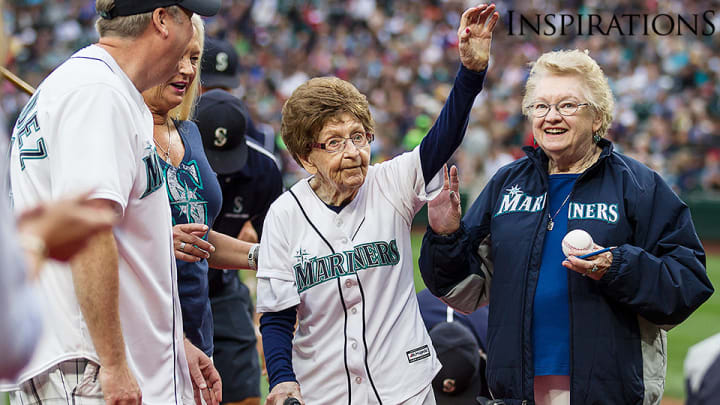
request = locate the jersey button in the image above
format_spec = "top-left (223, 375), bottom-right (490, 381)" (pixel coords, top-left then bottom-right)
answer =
top-left (341, 237), bottom-right (348, 244)
top-left (345, 280), bottom-right (353, 288)
top-left (355, 377), bottom-right (362, 384)
top-left (336, 218), bottom-right (343, 226)
top-left (351, 341), bottom-right (358, 350)
top-left (351, 307), bottom-right (358, 314)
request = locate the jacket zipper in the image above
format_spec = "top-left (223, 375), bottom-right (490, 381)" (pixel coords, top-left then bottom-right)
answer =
top-left (563, 166), bottom-right (596, 403)
top-left (521, 167), bottom-right (550, 401)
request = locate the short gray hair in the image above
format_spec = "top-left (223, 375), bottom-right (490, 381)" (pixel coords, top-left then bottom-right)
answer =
top-left (95, 0), bottom-right (184, 39)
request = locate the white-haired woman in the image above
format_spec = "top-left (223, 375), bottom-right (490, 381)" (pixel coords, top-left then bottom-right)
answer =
top-left (420, 49), bottom-right (713, 405)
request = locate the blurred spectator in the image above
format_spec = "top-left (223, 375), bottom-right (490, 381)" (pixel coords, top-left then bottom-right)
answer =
top-left (418, 288), bottom-right (491, 400)
top-left (3, 0), bottom-right (720, 196)
top-left (428, 321), bottom-right (487, 404)
top-left (685, 333), bottom-right (720, 405)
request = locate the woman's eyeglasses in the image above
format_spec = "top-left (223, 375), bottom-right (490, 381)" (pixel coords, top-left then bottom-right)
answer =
top-left (527, 100), bottom-right (590, 118)
top-left (311, 132), bottom-right (374, 153)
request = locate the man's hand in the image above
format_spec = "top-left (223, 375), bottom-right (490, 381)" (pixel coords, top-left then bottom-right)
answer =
top-left (458, 4), bottom-right (500, 72)
top-left (428, 165), bottom-right (462, 236)
top-left (184, 338), bottom-right (222, 405)
top-left (98, 363), bottom-right (142, 405)
top-left (265, 381), bottom-right (304, 405)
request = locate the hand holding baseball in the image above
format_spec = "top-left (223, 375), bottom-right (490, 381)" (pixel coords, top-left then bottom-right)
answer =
top-left (561, 230), bottom-right (612, 280)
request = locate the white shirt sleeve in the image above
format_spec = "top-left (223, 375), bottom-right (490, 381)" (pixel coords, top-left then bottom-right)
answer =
top-left (256, 201), bottom-right (301, 313)
top-left (48, 85), bottom-right (139, 212)
top-left (371, 146), bottom-right (443, 225)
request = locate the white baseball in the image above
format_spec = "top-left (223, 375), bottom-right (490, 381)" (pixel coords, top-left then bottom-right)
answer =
top-left (562, 229), bottom-right (594, 257)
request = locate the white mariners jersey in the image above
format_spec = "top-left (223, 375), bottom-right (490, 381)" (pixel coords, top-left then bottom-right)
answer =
top-left (2, 45), bottom-right (194, 404)
top-left (257, 147), bottom-right (443, 404)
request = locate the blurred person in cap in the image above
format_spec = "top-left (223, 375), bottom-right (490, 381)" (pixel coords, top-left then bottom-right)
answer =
top-left (418, 287), bottom-right (491, 402)
top-left (430, 322), bottom-right (487, 405)
top-left (201, 37), bottom-right (276, 153)
top-left (196, 89), bottom-right (284, 405)
top-left (417, 288), bottom-right (489, 362)
top-left (1, 0), bottom-right (221, 404)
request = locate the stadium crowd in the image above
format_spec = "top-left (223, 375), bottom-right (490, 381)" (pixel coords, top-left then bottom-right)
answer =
top-left (3, 0), bottom-right (720, 197)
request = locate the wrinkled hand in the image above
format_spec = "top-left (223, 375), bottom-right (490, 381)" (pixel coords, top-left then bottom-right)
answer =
top-left (173, 224), bottom-right (215, 262)
top-left (184, 338), bottom-right (222, 405)
top-left (562, 244), bottom-right (614, 281)
top-left (429, 165), bottom-right (462, 236)
top-left (98, 363), bottom-right (142, 405)
top-left (458, 4), bottom-right (500, 72)
top-left (265, 381), bottom-right (304, 405)
top-left (17, 191), bottom-right (117, 263)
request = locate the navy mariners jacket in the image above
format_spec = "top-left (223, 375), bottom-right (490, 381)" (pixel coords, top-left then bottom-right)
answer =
top-left (419, 139), bottom-right (713, 405)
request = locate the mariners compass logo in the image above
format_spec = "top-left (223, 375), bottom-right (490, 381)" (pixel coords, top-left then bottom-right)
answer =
top-left (495, 184), bottom-right (547, 217)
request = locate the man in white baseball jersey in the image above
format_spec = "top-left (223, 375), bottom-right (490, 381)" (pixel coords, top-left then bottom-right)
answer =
top-left (1, 1), bottom-right (220, 404)
top-left (258, 5), bottom-right (498, 405)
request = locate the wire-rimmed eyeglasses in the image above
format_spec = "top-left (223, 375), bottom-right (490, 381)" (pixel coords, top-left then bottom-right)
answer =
top-left (311, 132), bottom-right (374, 153)
top-left (526, 100), bottom-right (591, 118)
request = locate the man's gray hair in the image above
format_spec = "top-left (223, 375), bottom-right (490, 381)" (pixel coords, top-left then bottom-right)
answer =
top-left (95, 0), bottom-right (185, 39)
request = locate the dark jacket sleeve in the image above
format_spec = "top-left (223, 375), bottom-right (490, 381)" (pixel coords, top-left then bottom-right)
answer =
top-left (598, 171), bottom-right (713, 325)
top-left (419, 176), bottom-right (496, 299)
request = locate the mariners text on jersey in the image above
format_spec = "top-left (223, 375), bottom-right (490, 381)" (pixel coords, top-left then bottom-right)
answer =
top-left (494, 184), bottom-right (619, 224)
top-left (293, 239), bottom-right (400, 292)
top-left (495, 184), bottom-right (546, 216)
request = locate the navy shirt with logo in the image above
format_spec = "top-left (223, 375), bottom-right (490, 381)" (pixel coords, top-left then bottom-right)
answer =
top-left (160, 119), bottom-right (223, 356)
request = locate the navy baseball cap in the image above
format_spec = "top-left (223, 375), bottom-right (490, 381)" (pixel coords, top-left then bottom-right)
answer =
top-left (99, 0), bottom-right (221, 19)
top-left (430, 322), bottom-right (486, 405)
top-left (196, 89), bottom-right (249, 174)
top-left (201, 38), bottom-right (240, 89)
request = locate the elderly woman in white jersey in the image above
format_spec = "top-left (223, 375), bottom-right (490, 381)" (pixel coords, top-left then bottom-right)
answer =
top-left (256, 5), bottom-right (498, 405)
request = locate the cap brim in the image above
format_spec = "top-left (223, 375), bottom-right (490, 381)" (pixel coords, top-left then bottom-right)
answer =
top-left (180, 0), bottom-right (221, 16)
top-left (202, 73), bottom-right (240, 90)
top-left (434, 376), bottom-right (485, 405)
top-left (204, 144), bottom-right (249, 175)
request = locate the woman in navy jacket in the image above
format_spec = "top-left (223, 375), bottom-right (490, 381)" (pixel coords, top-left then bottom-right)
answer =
top-left (419, 49), bottom-right (713, 405)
